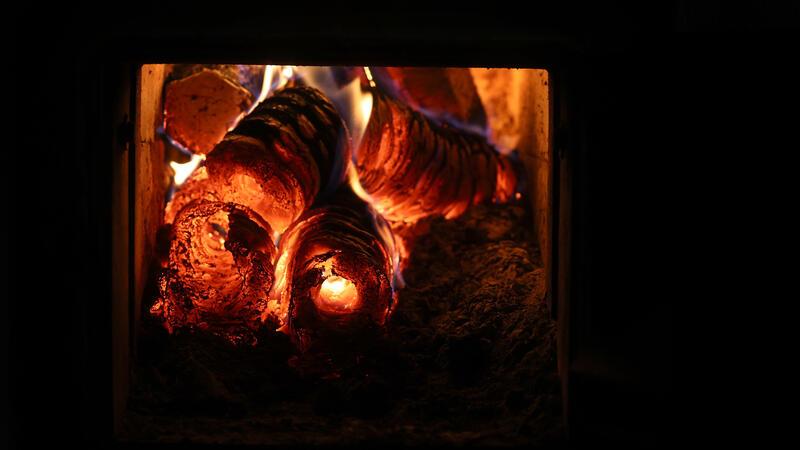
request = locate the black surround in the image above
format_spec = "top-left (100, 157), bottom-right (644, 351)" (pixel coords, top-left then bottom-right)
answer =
top-left (18, 3), bottom-right (779, 447)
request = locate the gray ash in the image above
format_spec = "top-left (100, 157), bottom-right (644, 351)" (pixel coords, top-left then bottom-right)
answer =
top-left (122, 201), bottom-right (563, 446)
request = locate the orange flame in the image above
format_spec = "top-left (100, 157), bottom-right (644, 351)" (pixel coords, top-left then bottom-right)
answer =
top-left (294, 66), bottom-right (373, 152)
top-left (363, 66), bottom-right (377, 88)
top-left (170, 154), bottom-right (205, 187)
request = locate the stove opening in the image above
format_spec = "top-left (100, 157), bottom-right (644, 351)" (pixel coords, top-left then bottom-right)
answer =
top-left (115, 64), bottom-right (556, 446)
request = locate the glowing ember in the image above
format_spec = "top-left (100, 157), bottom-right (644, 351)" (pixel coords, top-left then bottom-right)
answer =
top-left (150, 201), bottom-right (277, 345)
top-left (353, 91), bottom-right (518, 223)
top-left (153, 66), bottom-right (529, 351)
top-left (316, 276), bottom-right (359, 312)
top-left (275, 189), bottom-right (397, 352)
top-left (166, 86), bottom-right (351, 232)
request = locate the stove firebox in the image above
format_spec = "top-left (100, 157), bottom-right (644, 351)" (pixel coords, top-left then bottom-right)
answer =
top-left (111, 64), bottom-right (556, 446)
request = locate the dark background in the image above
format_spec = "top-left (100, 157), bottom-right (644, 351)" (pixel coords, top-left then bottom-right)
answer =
top-left (9, 2), bottom-right (798, 448)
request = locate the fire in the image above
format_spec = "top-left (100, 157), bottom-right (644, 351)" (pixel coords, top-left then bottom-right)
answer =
top-left (363, 66), bottom-right (377, 88)
top-left (354, 67), bottom-right (376, 152)
top-left (262, 66), bottom-right (294, 102)
top-left (347, 166), bottom-right (405, 291)
top-left (351, 80), bottom-right (373, 152)
top-left (347, 165), bottom-right (376, 206)
top-left (369, 206), bottom-right (406, 290)
top-left (170, 154), bottom-right (205, 187)
top-left (316, 276), bottom-right (359, 312)
top-left (267, 247), bottom-right (293, 325)
top-left (230, 65), bottom-right (273, 125)
top-left (229, 65), bottom-right (294, 131)
top-left (267, 217), bottom-right (307, 326)
top-left (157, 65), bottom-right (525, 346)
top-left (167, 65), bottom-right (294, 192)
top-left (294, 66), bottom-right (373, 152)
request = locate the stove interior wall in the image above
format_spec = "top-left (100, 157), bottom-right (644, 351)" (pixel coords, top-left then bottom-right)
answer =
top-left (517, 69), bottom-right (551, 304)
top-left (134, 65), bottom-right (168, 346)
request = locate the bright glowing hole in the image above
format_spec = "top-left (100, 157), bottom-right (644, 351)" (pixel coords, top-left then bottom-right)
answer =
top-left (170, 154), bottom-right (205, 186)
top-left (316, 276), bottom-right (359, 312)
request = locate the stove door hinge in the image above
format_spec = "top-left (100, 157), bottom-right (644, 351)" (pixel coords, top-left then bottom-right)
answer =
top-left (555, 125), bottom-right (569, 161)
top-left (116, 115), bottom-right (134, 151)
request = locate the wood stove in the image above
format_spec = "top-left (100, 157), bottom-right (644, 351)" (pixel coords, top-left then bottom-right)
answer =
top-left (11, 7), bottom-right (674, 449)
top-left (112, 62), bottom-right (557, 445)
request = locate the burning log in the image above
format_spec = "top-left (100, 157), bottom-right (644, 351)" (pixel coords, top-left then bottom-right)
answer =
top-left (271, 190), bottom-right (399, 353)
top-left (150, 201), bottom-right (278, 345)
top-left (353, 91), bottom-right (518, 223)
top-left (163, 65), bottom-right (265, 154)
top-left (166, 86), bottom-right (351, 233)
top-left (371, 67), bottom-right (486, 128)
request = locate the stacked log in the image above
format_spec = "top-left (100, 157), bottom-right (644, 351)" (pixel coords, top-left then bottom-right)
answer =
top-left (150, 201), bottom-right (277, 345)
top-left (153, 70), bottom-right (521, 350)
top-left (272, 190), bottom-right (398, 353)
top-left (163, 65), bottom-right (265, 153)
top-left (166, 86), bottom-right (351, 233)
top-left (354, 91), bottom-right (518, 223)
top-left (371, 67), bottom-right (486, 128)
